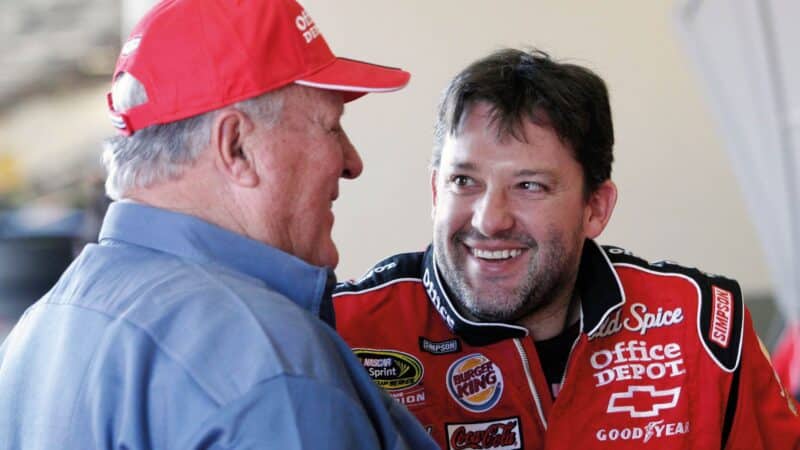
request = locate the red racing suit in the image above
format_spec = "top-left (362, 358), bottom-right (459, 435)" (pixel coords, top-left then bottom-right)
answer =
top-left (333, 241), bottom-right (800, 449)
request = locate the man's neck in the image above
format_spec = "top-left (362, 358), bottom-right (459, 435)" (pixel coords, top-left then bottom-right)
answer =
top-left (123, 165), bottom-right (244, 237)
top-left (517, 290), bottom-right (580, 341)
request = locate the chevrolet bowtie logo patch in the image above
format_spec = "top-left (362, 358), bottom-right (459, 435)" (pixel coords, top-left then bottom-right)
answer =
top-left (607, 385), bottom-right (681, 418)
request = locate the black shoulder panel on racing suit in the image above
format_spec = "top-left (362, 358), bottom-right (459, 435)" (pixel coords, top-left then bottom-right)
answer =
top-left (334, 251), bottom-right (424, 295)
top-left (604, 245), bottom-right (744, 448)
top-left (602, 245), bottom-right (744, 372)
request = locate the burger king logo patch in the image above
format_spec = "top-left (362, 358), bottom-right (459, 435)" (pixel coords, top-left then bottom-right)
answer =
top-left (447, 353), bottom-right (504, 412)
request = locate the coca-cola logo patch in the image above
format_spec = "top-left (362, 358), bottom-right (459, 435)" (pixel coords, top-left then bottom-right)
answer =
top-left (446, 417), bottom-right (522, 450)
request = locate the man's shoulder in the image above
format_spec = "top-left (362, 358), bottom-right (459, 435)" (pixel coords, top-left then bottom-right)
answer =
top-left (334, 250), bottom-right (425, 297)
top-left (600, 243), bottom-right (740, 287)
top-left (600, 243), bottom-right (744, 372)
top-left (70, 245), bottom-right (351, 403)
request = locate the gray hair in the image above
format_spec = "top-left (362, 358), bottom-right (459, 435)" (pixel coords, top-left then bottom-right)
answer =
top-left (102, 73), bottom-right (285, 199)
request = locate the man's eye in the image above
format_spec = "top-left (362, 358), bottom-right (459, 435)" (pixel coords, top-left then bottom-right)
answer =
top-left (450, 175), bottom-right (473, 187)
top-left (519, 181), bottom-right (546, 192)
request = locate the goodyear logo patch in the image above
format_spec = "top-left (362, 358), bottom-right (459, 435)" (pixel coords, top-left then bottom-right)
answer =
top-left (354, 349), bottom-right (424, 391)
top-left (447, 353), bottom-right (504, 412)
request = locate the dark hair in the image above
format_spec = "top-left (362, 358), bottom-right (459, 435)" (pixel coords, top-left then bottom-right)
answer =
top-left (432, 48), bottom-right (614, 194)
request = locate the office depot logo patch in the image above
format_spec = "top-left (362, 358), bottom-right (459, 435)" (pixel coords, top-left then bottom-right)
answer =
top-left (590, 340), bottom-right (686, 387)
top-left (447, 353), bottom-right (504, 412)
top-left (354, 349), bottom-right (424, 391)
top-left (446, 417), bottom-right (522, 450)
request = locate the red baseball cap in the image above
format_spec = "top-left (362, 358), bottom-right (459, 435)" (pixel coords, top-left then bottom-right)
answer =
top-left (108, 0), bottom-right (411, 135)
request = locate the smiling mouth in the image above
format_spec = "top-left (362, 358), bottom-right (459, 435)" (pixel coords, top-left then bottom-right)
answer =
top-left (469, 247), bottom-right (525, 261)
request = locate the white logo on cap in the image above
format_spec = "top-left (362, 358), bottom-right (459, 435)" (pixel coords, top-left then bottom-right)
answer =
top-left (295, 10), bottom-right (321, 43)
top-left (121, 37), bottom-right (142, 56)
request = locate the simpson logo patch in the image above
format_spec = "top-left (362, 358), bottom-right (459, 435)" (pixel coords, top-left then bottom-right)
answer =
top-left (709, 286), bottom-right (733, 348)
top-left (419, 337), bottom-right (461, 355)
top-left (353, 349), bottom-right (424, 391)
top-left (446, 417), bottom-right (522, 450)
top-left (447, 353), bottom-right (504, 412)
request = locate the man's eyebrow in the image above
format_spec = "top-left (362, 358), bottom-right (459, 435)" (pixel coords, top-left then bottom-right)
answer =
top-left (446, 161), bottom-right (477, 171)
top-left (514, 169), bottom-right (553, 177)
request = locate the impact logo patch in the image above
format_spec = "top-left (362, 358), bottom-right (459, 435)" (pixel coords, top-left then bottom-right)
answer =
top-left (353, 348), bottom-right (424, 391)
top-left (447, 353), bottom-right (504, 412)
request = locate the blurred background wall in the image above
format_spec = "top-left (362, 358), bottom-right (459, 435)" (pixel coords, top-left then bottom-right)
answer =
top-left (0, 0), bottom-right (786, 343)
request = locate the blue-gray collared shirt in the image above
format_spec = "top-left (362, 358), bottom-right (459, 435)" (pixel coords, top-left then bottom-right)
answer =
top-left (0, 202), bottom-right (435, 449)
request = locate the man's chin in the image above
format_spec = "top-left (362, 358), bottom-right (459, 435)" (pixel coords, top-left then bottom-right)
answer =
top-left (309, 243), bottom-right (339, 268)
top-left (465, 302), bottom-right (527, 323)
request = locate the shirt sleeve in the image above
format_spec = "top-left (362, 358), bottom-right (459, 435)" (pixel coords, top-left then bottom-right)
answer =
top-left (725, 310), bottom-right (800, 449)
top-left (176, 373), bottom-right (423, 450)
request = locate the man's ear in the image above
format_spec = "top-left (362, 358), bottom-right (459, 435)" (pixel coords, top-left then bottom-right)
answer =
top-left (430, 169), bottom-right (439, 221)
top-left (584, 180), bottom-right (618, 239)
top-left (212, 109), bottom-right (259, 187)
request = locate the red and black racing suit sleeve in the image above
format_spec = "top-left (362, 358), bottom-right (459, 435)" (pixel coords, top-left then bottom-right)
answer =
top-left (723, 311), bottom-right (800, 450)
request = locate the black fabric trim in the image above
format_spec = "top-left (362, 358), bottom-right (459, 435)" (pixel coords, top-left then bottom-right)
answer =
top-left (721, 363), bottom-right (741, 449)
top-left (319, 269), bottom-right (337, 328)
top-left (605, 247), bottom-right (744, 372)
top-left (333, 251), bottom-right (424, 294)
top-left (577, 241), bottom-right (626, 334)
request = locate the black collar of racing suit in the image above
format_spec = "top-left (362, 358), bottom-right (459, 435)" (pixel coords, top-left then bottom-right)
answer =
top-left (422, 239), bottom-right (625, 347)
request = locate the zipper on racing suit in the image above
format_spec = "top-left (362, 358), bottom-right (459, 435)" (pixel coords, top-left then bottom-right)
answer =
top-left (513, 338), bottom-right (548, 430)
top-left (513, 315), bottom-right (584, 434)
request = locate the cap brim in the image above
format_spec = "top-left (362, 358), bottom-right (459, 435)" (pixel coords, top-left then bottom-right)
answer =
top-left (295, 57), bottom-right (410, 102)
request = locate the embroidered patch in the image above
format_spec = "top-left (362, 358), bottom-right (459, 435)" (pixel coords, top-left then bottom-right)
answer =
top-left (447, 353), bottom-right (504, 412)
top-left (353, 348), bottom-right (424, 391)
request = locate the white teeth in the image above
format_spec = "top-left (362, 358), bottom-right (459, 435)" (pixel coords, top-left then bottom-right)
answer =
top-left (471, 248), bottom-right (523, 260)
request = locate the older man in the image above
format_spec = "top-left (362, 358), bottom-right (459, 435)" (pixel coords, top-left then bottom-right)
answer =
top-left (334, 48), bottom-right (800, 449)
top-left (0, 0), bottom-right (436, 449)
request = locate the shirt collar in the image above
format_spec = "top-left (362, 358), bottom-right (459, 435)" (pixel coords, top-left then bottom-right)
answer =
top-left (98, 201), bottom-right (336, 325)
top-left (423, 239), bottom-right (625, 346)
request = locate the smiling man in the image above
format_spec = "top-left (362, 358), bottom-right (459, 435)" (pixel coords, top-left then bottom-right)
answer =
top-left (334, 48), bottom-right (800, 449)
top-left (0, 0), bottom-right (438, 449)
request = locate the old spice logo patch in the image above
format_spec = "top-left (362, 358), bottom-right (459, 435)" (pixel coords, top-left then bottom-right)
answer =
top-left (590, 303), bottom-right (684, 340)
top-left (710, 286), bottom-right (733, 348)
top-left (447, 353), bottom-right (504, 412)
top-left (446, 417), bottom-right (522, 450)
top-left (353, 349), bottom-right (424, 391)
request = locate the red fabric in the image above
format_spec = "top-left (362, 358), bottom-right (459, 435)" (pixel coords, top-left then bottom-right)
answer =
top-left (109, 0), bottom-right (409, 134)
top-left (335, 260), bottom-right (800, 449)
top-left (772, 321), bottom-right (800, 396)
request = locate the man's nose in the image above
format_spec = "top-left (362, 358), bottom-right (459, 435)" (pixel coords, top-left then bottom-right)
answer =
top-left (340, 131), bottom-right (363, 179)
top-left (471, 188), bottom-right (515, 237)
